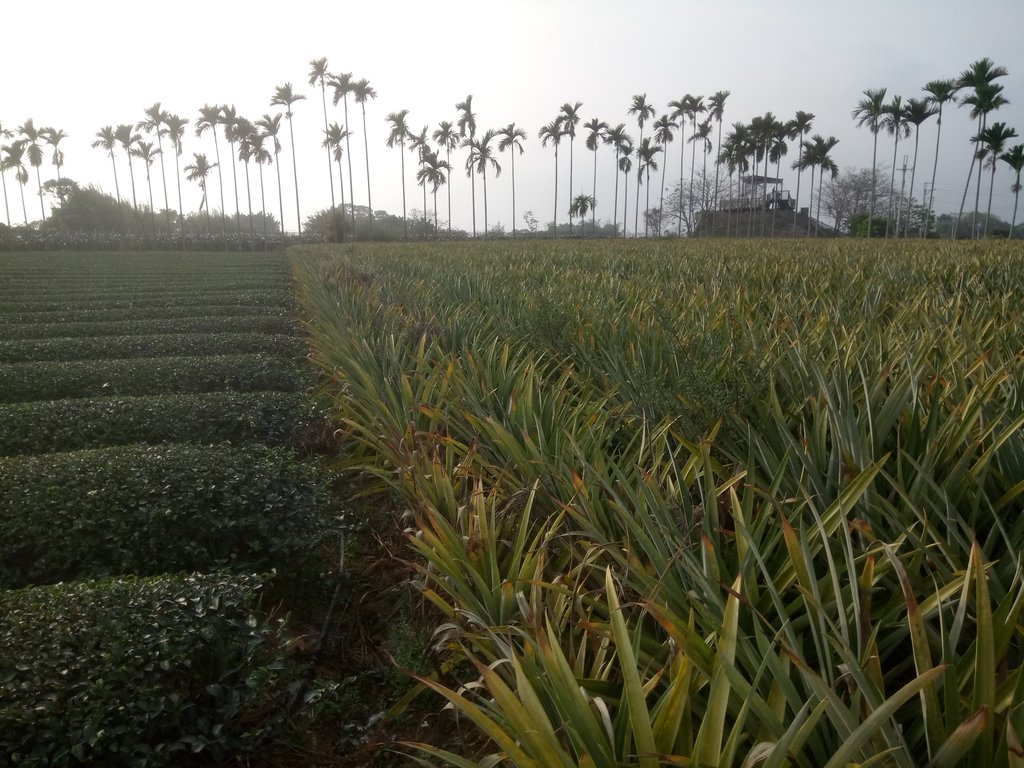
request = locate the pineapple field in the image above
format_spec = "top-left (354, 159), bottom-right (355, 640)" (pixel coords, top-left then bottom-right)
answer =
top-left (293, 238), bottom-right (1024, 767)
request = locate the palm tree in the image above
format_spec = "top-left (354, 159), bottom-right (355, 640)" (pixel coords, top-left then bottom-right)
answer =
top-left (684, 96), bottom-right (707, 229)
top-left (42, 128), bottom-right (68, 182)
top-left (560, 101), bottom-right (583, 236)
top-left (899, 98), bottom-right (937, 236)
top-left (249, 130), bottom-right (272, 238)
top-left (628, 94), bottom-right (657, 238)
top-left (921, 79), bottom-right (957, 237)
top-left (767, 119), bottom-right (790, 235)
top-left (603, 124), bottom-right (629, 236)
top-left (433, 121), bottom-right (459, 237)
top-left (137, 104), bottom-right (171, 229)
top-left (569, 193), bottom-right (596, 231)
top-left (1000, 144), bottom-right (1024, 238)
top-left (692, 118), bottom-right (714, 214)
top-left (219, 105), bottom-right (243, 232)
top-left (408, 125), bottom-right (430, 236)
top-left (131, 139), bottom-right (160, 232)
top-left (455, 95), bottom-right (478, 236)
top-left (416, 149), bottom-right (451, 237)
top-left (164, 114), bottom-right (188, 234)
top-left (18, 119), bottom-right (47, 221)
top-left (813, 136), bottom-right (840, 235)
top-left (1, 140), bottom-right (29, 225)
top-left (271, 83), bottom-right (306, 233)
top-left (747, 112), bottom-right (776, 234)
top-left (323, 122), bottom-right (351, 237)
top-left (256, 114), bottom-right (285, 238)
top-left (195, 105), bottom-right (225, 229)
top-left (652, 115), bottom-right (675, 235)
top-left (465, 129), bottom-right (501, 235)
top-left (184, 153), bottom-right (217, 233)
top-left (668, 96), bottom-right (696, 235)
top-left (353, 79), bottom-right (377, 231)
top-left (0, 122), bottom-right (12, 226)
top-left (707, 90), bottom-right (730, 210)
top-left (852, 87), bottom-right (888, 237)
top-left (975, 122), bottom-right (1018, 236)
top-left (794, 138), bottom-right (819, 238)
top-left (583, 118), bottom-right (607, 234)
top-left (497, 123), bottom-right (527, 237)
top-left (236, 116), bottom-right (257, 234)
top-left (619, 143), bottom-right (634, 236)
top-left (115, 123), bottom-right (141, 217)
top-left (329, 72), bottom-right (357, 234)
top-left (538, 117), bottom-right (564, 237)
top-left (91, 126), bottom-right (123, 227)
top-left (636, 137), bottom-right (660, 237)
top-left (956, 58), bottom-right (1009, 238)
top-left (881, 95), bottom-right (910, 236)
top-left (385, 109), bottom-right (412, 239)
top-left (788, 111), bottom-right (814, 235)
top-left (720, 124), bottom-right (750, 237)
top-left (308, 57), bottom-right (335, 210)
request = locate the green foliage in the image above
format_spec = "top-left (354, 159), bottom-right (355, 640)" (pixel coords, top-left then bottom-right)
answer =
top-left (0, 353), bottom-right (307, 402)
top-left (0, 391), bottom-right (325, 456)
top-left (0, 443), bottom-right (328, 587)
top-left (0, 332), bottom-right (304, 363)
top-left (0, 573), bottom-right (301, 767)
top-left (0, 314), bottom-right (298, 340)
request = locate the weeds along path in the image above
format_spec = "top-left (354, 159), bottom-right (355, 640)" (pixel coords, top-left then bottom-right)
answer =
top-left (0, 251), bottom-right (337, 765)
top-left (292, 239), bottom-right (1024, 768)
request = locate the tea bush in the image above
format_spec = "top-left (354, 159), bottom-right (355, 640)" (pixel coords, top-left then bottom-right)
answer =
top-left (0, 443), bottom-right (328, 587)
top-left (0, 315), bottom-right (299, 340)
top-left (0, 332), bottom-right (306, 363)
top-left (0, 573), bottom-right (300, 767)
top-left (0, 391), bottom-right (324, 455)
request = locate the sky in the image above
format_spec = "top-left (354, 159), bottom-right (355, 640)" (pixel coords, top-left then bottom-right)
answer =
top-left (3, 0), bottom-right (1023, 233)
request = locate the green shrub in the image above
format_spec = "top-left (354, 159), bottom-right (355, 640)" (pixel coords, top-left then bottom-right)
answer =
top-left (0, 289), bottom-right (294, 313)
top-left (0, 353), bottom-right (307, 403)
top-left (0, 391), bottom-right (325, 455)
top-left (0, 443), bottom-right (328, 587)
top-left (0, 315), bottom-right (298, 340)
top-left (0, 573), bottom-right (300, 767)
top-left (0, 332), bottom-right (306, 363)
top-left (0, 304), bottom-right (292, 326)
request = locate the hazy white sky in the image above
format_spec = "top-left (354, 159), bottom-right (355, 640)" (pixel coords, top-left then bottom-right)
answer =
top-left (3, 0), bottom-right (1022, 232)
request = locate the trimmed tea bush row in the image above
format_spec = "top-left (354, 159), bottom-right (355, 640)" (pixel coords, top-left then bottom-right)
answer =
top-left (0, 304), bottom-right (293, 326)
top-left (0, 573), bottom-right (299, 767)
top-left (0, 314), bottom-right (300, 340)
top-left (0, 352), bottom-right (307, 402)
top-left (0, 292), bottom-right (294, 314)
top-left (0, 443), bottom-right (327, 588)
top-left (0, 390), bottom-right (324, 455)
top-left (0, 332), bottom-right (306, 363)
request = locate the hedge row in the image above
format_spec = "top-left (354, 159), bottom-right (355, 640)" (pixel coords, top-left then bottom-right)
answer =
top-left (0, 443), bottom-right (328, 588)
top-left (0, 390), bottom-right (325, 455)
top-left (0, 573), bottom-right (300, 767)
top-left (0, 352), bottom-right (307, 402)
top-left (0, 332), bottom-right (307, 364)
top-left (0, 304), bottom-right (293, 326)
top-left (0, 314), bottom-right (299, 340)
top-left (0, 289), bottom-right (294, 313)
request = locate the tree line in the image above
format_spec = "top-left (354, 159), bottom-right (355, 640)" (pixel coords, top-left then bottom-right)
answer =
top-left (1, 56), bottom-right (1020, 239)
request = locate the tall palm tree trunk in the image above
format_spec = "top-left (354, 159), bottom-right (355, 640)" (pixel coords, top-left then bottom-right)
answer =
top-left (592, 148), bottom-right (599, 235)
top-left (612, 149), bottom-right (620, 237)
top-left (1009, 176), bottom-right (1020, 238)
top-left (203, 181), bottom-right (212, 234)
top-left (634, 129), bottom-right (644, 238)
top-left (259, 164), bottom-right (268, 239)
top-left (511, 151), bottom-right (518, 237)
top-left (174, 151), bottom-right (184, 236)
top-left (108, 152), bottom-right (124, 230)
top-left (885, 131), bottom-right (901, 237)
top-left (954, 151), bottom-right (976, 240)
top-left (399, 141), bottom-right (407, 239)
top-left (243, 161), bottom-right (254, 235)
top-left (433, 187), bottom-right (439, 237)
top-left (816, 169), bottom-right (825, 237)
top-left (286, 118), bottom-right (301, 233)
top-left (972, 117), bottom-right (987, 238)
top-left (644, 169), bottom-right (652, 237)
top-left (551, 145), bottom-right (558, 237)
top-left (984, 163), bottom-right (997, 237)
top-left (34, 166), bottom-right (45, 221)
top-left (361, 104), bottom-right (373, 232)
top-left (807, 166), bottom-right (816, 238)
top-left (793, 146), bottom-right (804, 236)
top-left (905, 129), bottom-right (921, 237)
top-left (676, 122), bottom-right (686, 236)
top-left (211, 135), bottom-right (226, 233)
top-left (567, 136), bottom-right (574, 236)
top-left (445, 147), bottom-right (452, 237)
top-left (335, 155), bottom-right (345, 240)
top-left (482, 167), bottom-right (489, 234)
top-left (622, 168), bottom-right (629, 238)
top-left (867, 134), bottom-right (878, 237)
top-left (156, 135), bottom-right (170, 230)
top-left (274, 148), bottom-right (284, 235)
top-left (470, 172), bottom-right (477, 237)
top-left (319, 82), bottom-right (336, 210)
top-left (1, 171), bottom-right (10, 227)
top-left (145, 167), bottom-right (156, 234)
top-left (658, 148), bottom-right (668, 236)
top-left (18, 177), bottom-right (28, 225)
top-left (228, 140), bottom-right (241, 233)
top-left (343, 97), bottom-right (355, 237)
top-left (713, 119), bottom-right (723, 209)
top-left (924, 105), bottom-right (944, 237)
top-left (126, 155), bottom-right (139, 217)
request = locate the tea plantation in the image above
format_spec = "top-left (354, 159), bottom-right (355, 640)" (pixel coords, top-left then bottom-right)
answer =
top-left (0, 252), bottom-right (329, 766)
